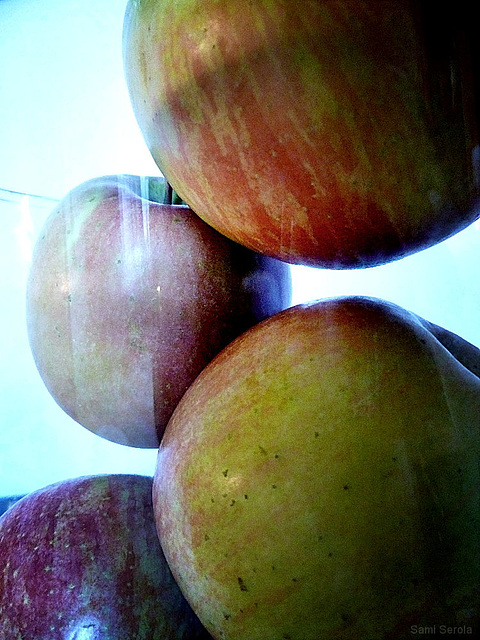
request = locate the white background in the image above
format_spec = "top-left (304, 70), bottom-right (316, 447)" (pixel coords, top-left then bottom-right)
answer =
top-left (1, 0), bottom-right (479, 496)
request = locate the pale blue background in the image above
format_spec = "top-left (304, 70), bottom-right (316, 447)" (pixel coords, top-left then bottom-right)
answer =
top-left (1, 0), bottom-right (479, 496)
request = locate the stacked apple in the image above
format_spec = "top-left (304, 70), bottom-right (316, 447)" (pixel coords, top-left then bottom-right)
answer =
top-left (1, 1), bottom-right (480, 639)
top-left (153, 296), bottom-right (480, 639)
top-left (0, 475), bottom-right (212, 639)
top-left (123, 0), bottom-right (480, 268)
top-left (25, 174), bottom-right (291, 448)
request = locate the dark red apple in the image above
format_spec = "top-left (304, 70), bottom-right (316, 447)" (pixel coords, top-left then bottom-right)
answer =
top-left (123, 0), bottom-right (480, 267)
top-left (0, 474), bottom-right (211, 639)
top-left (26, 174), bottom-right (291, 448)
top-left (153, 296), bottom-right (480, 639)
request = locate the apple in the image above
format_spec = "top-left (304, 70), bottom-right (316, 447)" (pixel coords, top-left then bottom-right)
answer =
top-left (0, 474), bottom-right (212, 639)
top-left (123, 0), bottom-right (480, 268)
top-left (153, 296), bottom-right (480, 640)
top-left (26, 174), bottom-right (291, 448)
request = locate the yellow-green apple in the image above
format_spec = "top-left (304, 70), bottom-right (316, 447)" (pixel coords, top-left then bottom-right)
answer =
top-left (123, 0), bottom-right (480, 268)
top-left (153, 296), bottom-right (480, 640)
top-left (0, 474), bottom-right (212, 639)
top-left (26, 175), bottom-right (291, 448)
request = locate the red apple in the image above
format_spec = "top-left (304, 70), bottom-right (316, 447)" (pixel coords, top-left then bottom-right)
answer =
top-left (153, 296), bottom-right (480, 640)
top-left (123, 0), bottom-right (480, 268)
top-left (0, 474), bottom-right (211, 639)
top-left (26, 174), bottom-right (291, 448)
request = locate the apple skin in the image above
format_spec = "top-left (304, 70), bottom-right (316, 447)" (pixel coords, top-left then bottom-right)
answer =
top-left (0, 474), bottom-right (212, 640)
top-left (123, 0), bottom-right (480, 268)
top-left (26, 174), bottom-right (291, 448)
top-left (153, 296), bottom-right (480, 640)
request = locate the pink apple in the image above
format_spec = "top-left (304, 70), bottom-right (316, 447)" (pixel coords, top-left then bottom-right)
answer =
top-left (0, 474), bottom-right (212, 639)
top-left (26, 174), bottom-right (291, 448)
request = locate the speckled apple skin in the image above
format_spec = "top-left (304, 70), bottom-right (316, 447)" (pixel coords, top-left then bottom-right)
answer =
top-left (0, 474), bottom-right (212, 640)
top-left (154, 296), bottom-right (480, 640)
top-left (26, 175), bottom-right (291, 448)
